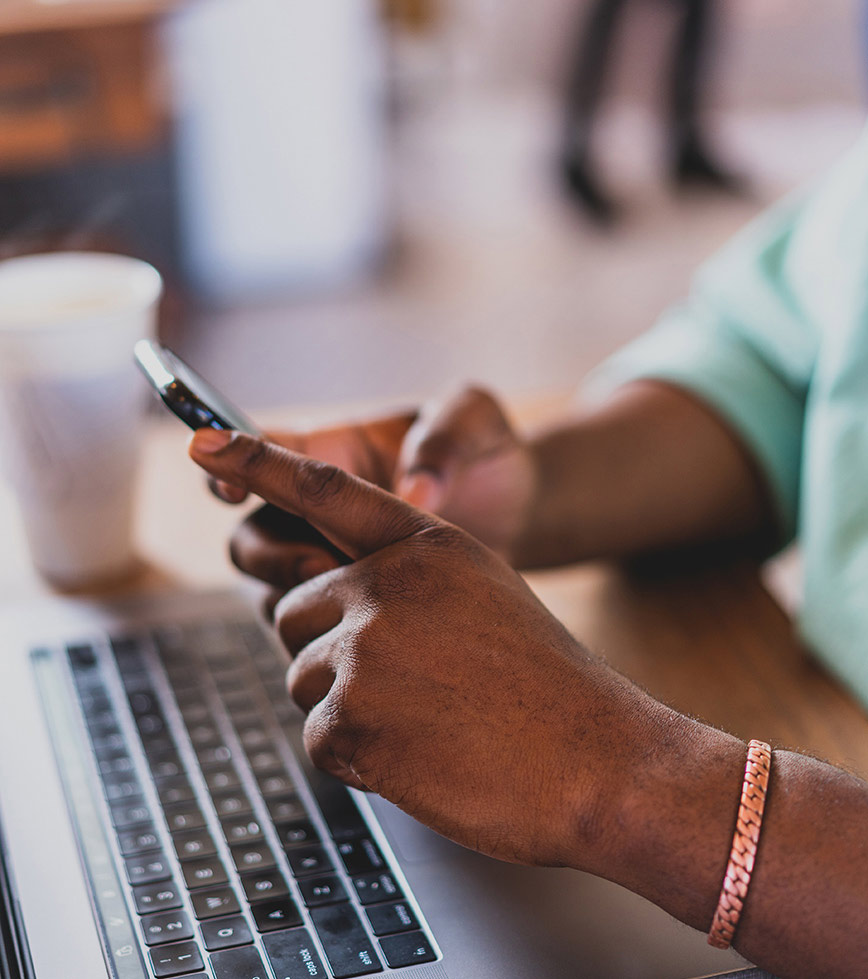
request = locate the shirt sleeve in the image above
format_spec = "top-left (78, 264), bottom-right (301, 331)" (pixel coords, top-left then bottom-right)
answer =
top-left (587, 191), bottom-right (819, 546)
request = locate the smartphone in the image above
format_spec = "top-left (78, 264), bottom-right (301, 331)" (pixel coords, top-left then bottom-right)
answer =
top-left (134, 340), bottom-right (261, 436)
top-left (135, 339), bottom-right (348, 564)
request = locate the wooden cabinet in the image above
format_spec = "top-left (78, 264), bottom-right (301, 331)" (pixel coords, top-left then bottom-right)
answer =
top-left (0, 3), bottom-right (175, 174)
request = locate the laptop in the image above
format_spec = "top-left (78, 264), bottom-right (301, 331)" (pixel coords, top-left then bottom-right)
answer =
top-left (0, 588), bottom-right (773, 979)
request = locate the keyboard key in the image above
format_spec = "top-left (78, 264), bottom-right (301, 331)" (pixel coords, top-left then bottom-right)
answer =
top-left (309, 905), bottom-right (382, 978)
top-left (150, 757), bottom-right (184, 780)
top-left (190, 886), bottom-right (241, 921)
top-left (133, 881), bottom-right (183, 914)
top-left (103, 776), bottom-right (143, 803)
top-left (220, 815), bottom-right (263, 845)
top-left (200, 915), bottom-right (253, 951)
top-left (117, 825), bottom-right (161, 856)
top-left (230, 842), bottom-right (276, 873)
top-left (87, 712), bottom-right (121, 739)
top-left (141, 736), bottom-right (179, 763)
top-left (274, 820), bottom-right (318, 849)
top-left (182, 856), bottom-right (229, 890)
top-left (110, 635), bottom-right (145, 666)
top-left (213, 669), bottom-right (251, 694)
top-left (365, 901), bottom-right (419, 936)
top-left (172, 828), bottom-right (217, 861)
top-left (109, 799), bottom-right (151, 831)
top-left (225, 708), bottom-right (261, 731)
top-left (135, 712), bottom-right (167, 737)
top-left (286, 846), bottom-right (333, 878)
top-left (119, 671), bottom-right (153, 694)
top-left (197, 745), bottom-right (233, 769)
top-left (298, 875), bottom-right (348, 908)
top-left (213, 790), bottom-right (253, 818)
top-left (204, 765), bottom-right (241, 792)
top-left (128, 690), bottom-right (160, 716)
top-left (351, 872), bottom-right (403, 906)
top-left (149, 940), bottom-right (205, 977)
top-left (265, 795), bottom-right (306, 824)
top-left (209, 946), bottom-right (267, 979)
top-left (336, 839), bottom-right (384, 876)
top-left (68, 643), bottom-right (98, 669)
top-left (165, 802), bottom-right (206, 833)
top-left (155, 775), bottom-right (196, 807)
top-left (240, 869), bottom-right (289, 903)
top-left (270, 700), bottom-right (296, 725)
top-left (237, 727), bottom-right (272, 753)
top-left (98, 753), bottom-right (135, 777)
top-left (187, 722), bottom-right (221, 749)
top-left (378, 931), bottom-right (436, 968)
top-left (140, 910), bottom-right (194, 946)
top-left (304, 767), bottom-right (368, 842)
top-left (251, 896), bottom-right (303, 933)
top-left (220, 690), bottom-right (256, 714)
top-left (78, 688), bottom-right (111, 713)
top-left (263, 928), bottom-right (327, 978)
top-left (164, 661), bottom-right (201, 686)
top-left (125, 853), bottom-right (172, 885)
top-left (247, 749), bottom-right (283, 774)
top-left (256, 772), bottom-right (296, 798)
top-left (178, 701), bottom-right (211, 726)
top-left (93, 732), bottom-right (128, 757)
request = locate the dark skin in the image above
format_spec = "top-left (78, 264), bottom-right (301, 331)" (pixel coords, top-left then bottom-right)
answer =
top-left (190, 381), bottom-right (868, 979)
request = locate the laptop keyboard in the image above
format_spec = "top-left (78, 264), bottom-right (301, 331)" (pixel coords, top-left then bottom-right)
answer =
top-left (41, 615), bottom-right (437, 979)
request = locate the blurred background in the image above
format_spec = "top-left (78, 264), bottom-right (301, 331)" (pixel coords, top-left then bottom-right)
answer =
top-left (0, 0), bottom-right (864, 414)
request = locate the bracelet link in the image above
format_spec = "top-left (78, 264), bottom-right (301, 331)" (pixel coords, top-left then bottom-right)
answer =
top-left (708, 739), bottom-right (772, 950)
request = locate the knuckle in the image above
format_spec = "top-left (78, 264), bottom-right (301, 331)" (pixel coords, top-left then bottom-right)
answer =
top-left (295, 457), bottom-right (346, 506)
top-left (304, 688), bottom-right (365, 761)
top-left (414, 429), bottom-right (459, 468)
top-left (284, 656), bottom-right (309, 701)
top-left (233, 435), bottom-right (270, 477)
top-left (461, 383), bottom-right (497, 406)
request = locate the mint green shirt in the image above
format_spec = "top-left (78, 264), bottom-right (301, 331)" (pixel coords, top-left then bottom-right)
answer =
top-left (594, 127), bottom-right (868, 710)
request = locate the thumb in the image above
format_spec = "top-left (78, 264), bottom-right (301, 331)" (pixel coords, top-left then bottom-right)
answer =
top-left (395, 387), bottom-right (516, 508)
top-left (189, 428), bottom-right (432, 560)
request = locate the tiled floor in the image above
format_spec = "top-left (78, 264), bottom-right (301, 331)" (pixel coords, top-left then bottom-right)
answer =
top-left (177, 90), bottom-right (865, 420)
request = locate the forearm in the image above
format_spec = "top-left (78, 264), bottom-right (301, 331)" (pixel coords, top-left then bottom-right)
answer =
top-left (513, 380), bottom-right (778, 568)
top-left (578, 683), bottom-right (868, 978)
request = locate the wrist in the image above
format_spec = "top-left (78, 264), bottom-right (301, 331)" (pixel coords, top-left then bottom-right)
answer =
top-left (557, 679), bottom-right (745, 929)
top-left (509, 433), bottom-right (592, 568)
top-left (604, 707), bottom-right (745, 929)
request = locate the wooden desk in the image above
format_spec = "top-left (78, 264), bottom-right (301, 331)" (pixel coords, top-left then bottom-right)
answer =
top-left (2, 415), bottom-right (867, 783)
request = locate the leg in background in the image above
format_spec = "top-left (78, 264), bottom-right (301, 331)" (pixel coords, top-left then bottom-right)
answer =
top-left (560, 0), bottom-right (631, 224)
top-left (667, 0), bottom-right (746, 193)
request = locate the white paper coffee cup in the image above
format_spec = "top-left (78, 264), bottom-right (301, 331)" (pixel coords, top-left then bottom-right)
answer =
top-left (0, 252), bottom-right (162, 587)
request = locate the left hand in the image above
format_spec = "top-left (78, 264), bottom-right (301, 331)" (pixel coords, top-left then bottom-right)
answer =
top-left (189, 428), bottom-right (656, 871)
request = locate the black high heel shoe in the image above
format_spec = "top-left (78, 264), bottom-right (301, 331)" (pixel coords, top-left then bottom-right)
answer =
top-left (670, 138), bottom-right (747, 196)
top-left (560, 153), bottom-right (619, 226)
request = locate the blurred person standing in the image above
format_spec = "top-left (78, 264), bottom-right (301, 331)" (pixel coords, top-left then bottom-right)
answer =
top-left (560, 0), bottom-right (744, 224)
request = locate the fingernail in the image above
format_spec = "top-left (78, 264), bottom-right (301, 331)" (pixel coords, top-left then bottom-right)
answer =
top-left (397, 472), bottom-right (444, 512)
top-left (192, 427), bottom-right (233, 454)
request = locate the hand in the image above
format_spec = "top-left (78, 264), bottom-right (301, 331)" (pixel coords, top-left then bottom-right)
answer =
top-left (189, 428), bottom-right (648, 870)
top-left (211, 391), bottom-right (538, 602)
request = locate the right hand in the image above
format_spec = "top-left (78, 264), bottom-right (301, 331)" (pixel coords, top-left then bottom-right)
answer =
top-left (191, 427), bottom-right (644, 872)
top-left (214, 388), bottom-right (537, 596)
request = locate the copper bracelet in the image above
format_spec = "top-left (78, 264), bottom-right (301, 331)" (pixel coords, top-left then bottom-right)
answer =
top-left (707, 739), bottom-right (772, 950)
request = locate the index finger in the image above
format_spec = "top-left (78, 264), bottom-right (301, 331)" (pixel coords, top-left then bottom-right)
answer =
top-left (189, 429), bottom-right (433, 560)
